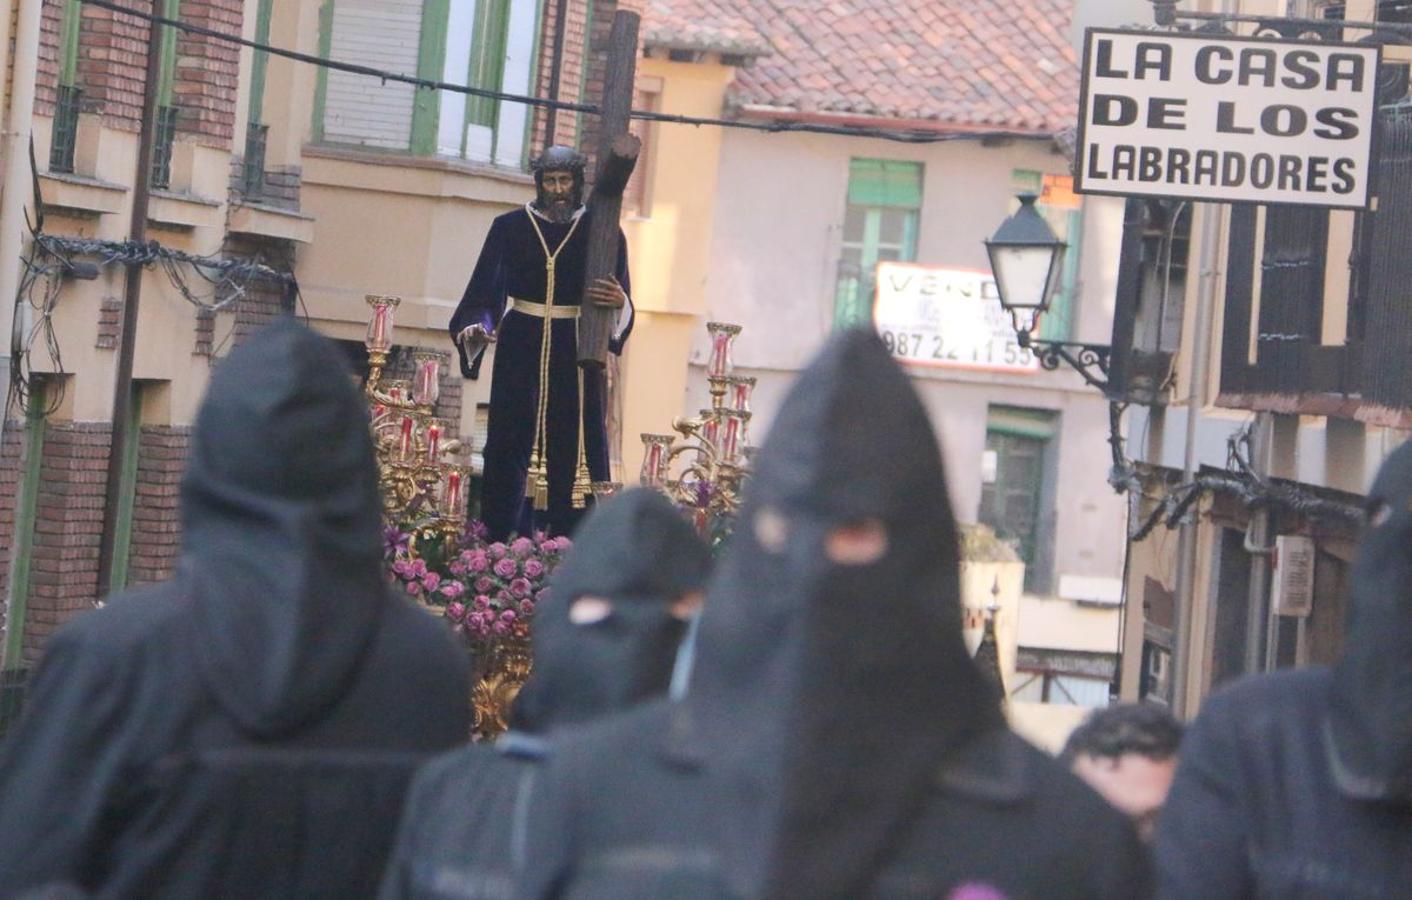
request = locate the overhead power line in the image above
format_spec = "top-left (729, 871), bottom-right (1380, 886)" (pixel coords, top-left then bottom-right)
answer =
top-left (78, 0), bottom-right (1059, 146)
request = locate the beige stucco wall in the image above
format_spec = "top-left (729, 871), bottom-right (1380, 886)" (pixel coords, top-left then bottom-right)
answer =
top-left (679, 127), bottom-right (1129, 593)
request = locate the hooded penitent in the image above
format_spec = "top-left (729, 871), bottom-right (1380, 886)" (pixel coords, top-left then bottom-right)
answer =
top-left (1327, 439), bottom-right (1412, 804)
top-left (510, 488), bottom-right (711, 733)
top-left (682, 329), bottom-right (1003, 898)
top-left (377, 489), bottom-right (710, 899)
top-left (183, 317), bottom-right (387, 737)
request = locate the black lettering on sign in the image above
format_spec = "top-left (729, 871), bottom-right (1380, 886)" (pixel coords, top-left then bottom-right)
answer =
top-left (1086, 144), bottom-right (1109, 179)
top-left (1217, 101), bottom-right (1254, 135)
top-left (1222, 153), bottom-right (1246, 187)
top-left (1147, 98), bottom-right (1187, 130)
top-left (1262, 105), bottom-right (1308, 138)
top-left (1307, 157), bottom-right (1330, 192)
top-left (1094, 39), bottom-right (1128, 78)
top-left (1168, 148), bottom-right (1192, 184)
top-left (1282, 50), bottom-right (1321, 90)
top-left (1139, 147), bottom-right (1163, 182)
top-left (1328, 54), bottom-right (1366, 92)
top-left (1112, 145), bottom-right (1137, 180)
top-left (1278, 155), bottom-right (1303, 191)
top-left (1250, 154), bottom-right (1275, 190)
top-left (1314, 108), bottom-right (1359, 141)
top-left (1092, 94), bottom-right (1139, 127)
top-left (1134, 42), bottom-right (1173, 80)
top-left (1196, 45), bottom-right (1233, 84)
top-left (1194, 150), bottom-right (1219, 186)
top-left (1333, 158), bottom-right (1356, 194)
top-left (1240, 49), bottom-right (1277, 87)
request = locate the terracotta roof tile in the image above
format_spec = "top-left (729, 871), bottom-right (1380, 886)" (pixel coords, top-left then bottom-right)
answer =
top-left (647, 0), bottom-right (1075, 132)
top-left (642, 0), bottom-right (772, 57)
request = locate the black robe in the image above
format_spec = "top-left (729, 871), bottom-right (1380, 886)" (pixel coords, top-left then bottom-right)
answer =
top-left (520, 331), bottom-right (1150, 899)
top-left (1156, 440), bottom-right (1412, 897)
top-left (379, 490), bottom-right (711, 900)
top-left (0, 320), bottom-right (470, 898)
top-left (450, 205), bottom-right (633, 541)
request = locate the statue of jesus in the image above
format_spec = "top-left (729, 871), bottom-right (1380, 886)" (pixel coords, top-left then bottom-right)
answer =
top-left (450, 146), bottom-right (634, 541)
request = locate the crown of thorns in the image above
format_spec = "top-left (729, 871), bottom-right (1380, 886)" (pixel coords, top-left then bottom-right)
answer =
top-left (531, 146), bottom-right (588, 175)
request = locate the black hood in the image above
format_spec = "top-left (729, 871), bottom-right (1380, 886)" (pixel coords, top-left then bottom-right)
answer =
top-left (180, 319), bottom-right (387, 738)
top-left (510, 489), bottom-right (711, 733)
top-left (682, 329), bottom-right (1002, 898)
top-left (1327, 439), bottom-right (1412, 804)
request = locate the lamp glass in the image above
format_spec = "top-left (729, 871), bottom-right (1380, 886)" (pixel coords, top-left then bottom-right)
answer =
top-left (990, 244), bottom-right (1061, 312)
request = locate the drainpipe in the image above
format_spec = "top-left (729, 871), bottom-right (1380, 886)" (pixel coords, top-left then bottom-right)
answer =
top-left (1170, 200), bottom-right (1222, 719)
top-left (0, 0), bottom-right (46, 433)
top-left (1244, 411), bottom-right (1275, 674)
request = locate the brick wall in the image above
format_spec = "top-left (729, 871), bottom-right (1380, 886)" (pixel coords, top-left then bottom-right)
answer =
top-left (531, 0), bottom-right (592, 152)
top-left (22, 422), bottom-right (110, 666)
top-left (386, 347), bottom-right (463, 443)
top-left (49, 0), bottom-right (243, 145)
top-left (128, 425), bottom-right (190, 587)
top-left (577, 0), bottom-right (646, 164)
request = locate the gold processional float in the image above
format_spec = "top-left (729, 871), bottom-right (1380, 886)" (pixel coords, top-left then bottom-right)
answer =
top-left (362, 295), bottom-right (753, 738)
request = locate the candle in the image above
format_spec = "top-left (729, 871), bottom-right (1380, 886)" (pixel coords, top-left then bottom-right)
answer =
top-left (365, 295), bottom-right (398, 351)
top-left (398, 416), bottom-right (414, 460)
top-left (705, 322), bottom-right (740, 378)
top-left (426, 420), bottom-right (442, 459)
top-left (413, 356), bottom-right (440, 407)
top-left (371, 403), bottom-right (387, 422)
top-left (444, 470), bottom-right (463, 516)
top-left (722, 414), bottom-right (741, 461)
top-left (640, 435), bottom-right (674, 488)
top-left (731, 376), bottom-right (755, 413)
top-left (701, 411), bottom-right (720, 450)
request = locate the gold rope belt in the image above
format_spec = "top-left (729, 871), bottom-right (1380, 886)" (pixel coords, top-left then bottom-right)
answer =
top-left (510, 297), bottom-right (581, 319)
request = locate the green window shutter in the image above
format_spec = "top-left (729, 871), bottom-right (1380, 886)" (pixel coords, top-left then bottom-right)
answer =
top-left (247, 0), bottom-right (274, 126)
top-left (467, 0), bottom-right (513, 130)
top-left (312, 0), bottom-right (335, 143)
top-left (986, 405), bottom-right (1058, 441)
top-left (58, 0), bottom-right (82, 86)
top-left (156, 0), bottom-right (182, 107)
top-left (847, 159), bottom-right (923, 208)
top-left (1039, 208), bottom-right (1082, 342)
top-left (411, 0), bottom-right (452, 156)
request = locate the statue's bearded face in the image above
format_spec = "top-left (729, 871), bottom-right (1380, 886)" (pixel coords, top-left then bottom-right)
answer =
top-left (536, 170), bottom-right (581, 223)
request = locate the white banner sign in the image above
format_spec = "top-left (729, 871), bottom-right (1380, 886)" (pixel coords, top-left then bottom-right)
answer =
top-left (1077, 29), bottom-right (1380, 208)
top-left (872, 262), bottom-right (1037, 373)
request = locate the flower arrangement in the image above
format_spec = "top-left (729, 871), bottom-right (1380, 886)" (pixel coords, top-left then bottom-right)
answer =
top-left (384, 521), bottom-right (571, 644)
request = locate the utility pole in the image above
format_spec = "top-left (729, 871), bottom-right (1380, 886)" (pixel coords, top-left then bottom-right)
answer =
top-left (96, 1), bottom-right (166, 598)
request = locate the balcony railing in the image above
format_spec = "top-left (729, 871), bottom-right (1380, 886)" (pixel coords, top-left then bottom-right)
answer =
top-left (151, 105), bottom-right (178, 190)
top-left (49, 85), bottom-right (82, 174)
top-left (241, 123), bottom-right (269, 200)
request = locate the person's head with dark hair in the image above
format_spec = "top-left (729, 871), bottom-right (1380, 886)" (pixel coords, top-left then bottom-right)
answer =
top-left (1063, 702), bottom-right (1183, 841)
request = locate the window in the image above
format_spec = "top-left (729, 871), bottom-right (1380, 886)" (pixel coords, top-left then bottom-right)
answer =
top-left (318, 0), bottom-right (539, 166)
top-left (834, 159), bottom-right (922, 330)
top-left (1012, 672), bottom-right (1110, 707)
top-left (980, 406), bottom-right (1058, 594)
top-left (240, 0), bottom-right (274, 198)
top-left (151, 0), bottom-right (182, 189)
top-left (49, 0), bottom-right (83, 174)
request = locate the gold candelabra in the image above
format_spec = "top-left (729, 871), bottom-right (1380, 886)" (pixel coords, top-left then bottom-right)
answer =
top-left (364, 294), bottom-right (469, 535)
top-left (640, 322), bottom-right (754, 536)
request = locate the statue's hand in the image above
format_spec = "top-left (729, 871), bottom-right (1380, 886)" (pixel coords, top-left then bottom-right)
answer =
top-left (588, 276), bottom-right (627, 309)
top-left (458, 323), bottom-right (496, 350)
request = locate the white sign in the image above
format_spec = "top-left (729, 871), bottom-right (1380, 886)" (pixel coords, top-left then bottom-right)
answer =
top-left (1272, 534), bottom-right (1316, 617)
top-left (1077, 29), bottom-right (1380, 208)
top-left (872, 262), bottom-right (1037, 373)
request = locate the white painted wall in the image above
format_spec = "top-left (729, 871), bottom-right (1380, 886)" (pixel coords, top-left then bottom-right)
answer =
top-left (687, 127), bottom-right (1130, 592)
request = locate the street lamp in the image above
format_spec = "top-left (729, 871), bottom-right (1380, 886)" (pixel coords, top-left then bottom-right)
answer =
top-left (985, 193), bottom-right (1112, 391)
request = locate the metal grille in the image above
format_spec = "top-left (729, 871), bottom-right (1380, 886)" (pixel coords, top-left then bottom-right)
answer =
top-left (1255, 205), bottom-right (1328, 392)
top-left (1360, 105), bottom-right (1412, 409)
top-left (241, 123), bottom-right (268, 199)
top-left (49, 85), bottom-right (82, 174)
top-left (151, 105), bottom-right (179, 190)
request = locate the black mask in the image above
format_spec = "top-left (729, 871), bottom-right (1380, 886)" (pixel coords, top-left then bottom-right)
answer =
top-left (682, 329), bottom-right (1002, 898)
top-left (510, 489), bottom-right (711, 733)
top-left (1327, 440), bottom-right (1412, 804)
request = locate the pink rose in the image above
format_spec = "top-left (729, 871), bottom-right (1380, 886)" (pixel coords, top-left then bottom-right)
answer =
top-left (523, 559), bottom-right (546, 580)
top-left (441, 581), bottom-right (466, 600)
top-left (448, 561), bottom-right (467, 576)
top-left (510, 537), bottom-right (536, 558)
top-left (509, 577), bottom-right (532, 599)
top-left (474, 594), bottom-right (491, 610)
top-left (554, 537), bottom-right (572, 552)
top-left (445, 601), bottom-right (467, 621)
top-left (519, 599), bottom-right (535, 616)
top-left (467, 553), bottom-right (490, 573)
top-left (406, 581), bottom-right (423, 596)
top-left (412, 559), bottom-right (429, 578)
top-left (474, 576), bottom-right (494, 594)
top-left (488, 542), bottom-right (509, 560)
top-left (392, 559), bottom-right (412, 577)
top-left (422, 572), bottom-right (441, 592)
top-left (493, 558), bottom-right (519, 579)
top-left (500, 609), bottom-right (517, 622)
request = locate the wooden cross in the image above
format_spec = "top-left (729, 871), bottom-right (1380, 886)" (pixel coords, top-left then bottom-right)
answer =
top-left (577, 10), bottom-right (642, 367)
